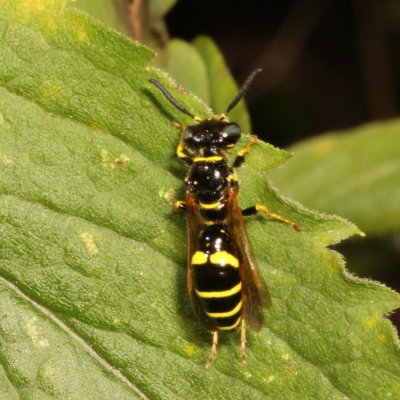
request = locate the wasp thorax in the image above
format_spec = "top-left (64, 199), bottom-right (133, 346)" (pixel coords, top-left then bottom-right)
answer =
top-left (183, 120), bottom-right (241, 150)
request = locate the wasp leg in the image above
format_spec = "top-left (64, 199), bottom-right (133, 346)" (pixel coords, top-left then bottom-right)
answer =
top-left (241, 318), bottom-right (247, 367)
top-left (172, 121), bottom-right (193, 165)
top-left (206, 331), bottom-right (219, 369)
top-left (242, 204), bottom-right (302, 231)
top-left (174, 200), bottom-right (186, 212)
top-left (233, 135), bottom-right (258, 168)
top-left (172, 121), bottom-right (185, 130)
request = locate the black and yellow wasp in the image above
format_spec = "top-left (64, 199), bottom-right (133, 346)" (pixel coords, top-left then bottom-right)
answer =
top-left (149, 69), bottom-right (301, 368)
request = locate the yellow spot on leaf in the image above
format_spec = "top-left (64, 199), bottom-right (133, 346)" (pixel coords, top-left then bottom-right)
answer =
top-left (80, 232), bottom-right (98, 254)
top-left (114, 154), bottom-right (130, 168)
top-left (40, 85), bottom-right (60, 98)
top-left (46, 16), bottom-right (57, 29)
top-left (184, 345), bottom-right (196, 356)
top-left (282, 353), bottom-right (290, 360)
top-left (45, 367), bottom-right (56, 376)
top-left (158, 188), bottom-right (176, 205)
top-left (378, 333), bottom-right (388, 343)
top-left (327, 265), bottom-right (337, 274)
top-left (264, 375), bottom-right (276, 383)
top-left (0, 154), bottom-right (13, 165)
top-left (99, 148), bottom-right (129, 169)
top-left (23, 0), bottom-right (47, 10)
top-left (78, 31), bottom-right (87, 41)
top-left (313, 138), bottom-right (332, 155)
top-left (316, 235), bottom-right (332, 246)
top-left (17, 0), bottom-right (61, 26)
top-left (70, 19), bottom-right (89, 42)
top-left (91, 124), bottom-right (102, 131)
top-left (26, 317), bottom-right (49, 347)
top-left (50, 87), bottom-right (59, 95)
top-left (100, 148), bottom-right (110, 164)
top-left (367, 318), bottom-right (376, 327)
top-left (286, 361), bottom-right (298, 375)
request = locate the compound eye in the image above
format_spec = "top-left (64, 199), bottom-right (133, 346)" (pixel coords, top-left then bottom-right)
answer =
top-left (183, 127), bottom-right (193, 142)
top-left (222, 123), bottom-right (241, 144)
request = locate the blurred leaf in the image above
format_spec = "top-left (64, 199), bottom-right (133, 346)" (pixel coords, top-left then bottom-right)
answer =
top-left (159, 36), bottom-right (252, 132)
top-left (71, 0), bottom-right (177, 47)
top-left (159, 38), bottom-right (210, 103)
top-left (269, 120), bottom-right (400, 234)
top-left (72, 0), bottom-right (130, 35)
top-left (193, 35), bottom-right (251, 132)
top-left (149, 0), bottom-right (177, 19)
top-left (0, 1), bottom-right (400, 399)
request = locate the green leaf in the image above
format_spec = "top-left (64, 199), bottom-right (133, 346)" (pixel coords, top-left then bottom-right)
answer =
top-left (149, 0), bottom-right (177, 20)
top-left (193, 35), bottom-right (252, 133)
top-left (71, 0), bottom-right (177, 48)
top-left (72, 0), bottom-right (130, 35)
top-left (0, 1), bottom-right (400, 399)
top-left (158, 36), bottom-right (252, 132)
top-left (269, 121), bottom-right (400, 234)
top-left (158, 38), bottom-right (210, 103)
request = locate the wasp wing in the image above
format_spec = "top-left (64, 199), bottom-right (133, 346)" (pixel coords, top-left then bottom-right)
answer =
top-left (185, 192), bottom-right (218, 331)
top-left (227, 188), bottom-right (272, 332)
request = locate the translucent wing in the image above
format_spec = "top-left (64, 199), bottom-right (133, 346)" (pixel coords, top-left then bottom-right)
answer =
top-left (227, 188), bottom-right (272, 332)
top-left (185, 192), bottom-right (218, 331)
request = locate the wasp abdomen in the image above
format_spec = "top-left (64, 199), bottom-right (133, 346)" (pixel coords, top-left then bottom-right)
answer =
top-left (192, 224), bottom-right (242, 331)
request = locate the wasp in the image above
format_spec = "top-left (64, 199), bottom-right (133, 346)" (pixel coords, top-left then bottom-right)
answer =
top-left (149, 69), bottom-right (301, 368)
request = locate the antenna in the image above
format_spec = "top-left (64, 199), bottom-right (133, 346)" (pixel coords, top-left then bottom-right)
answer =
top-left (148, 78), bottom-right (195, 119)
top-left (225, 68), bottom-right (263, 115)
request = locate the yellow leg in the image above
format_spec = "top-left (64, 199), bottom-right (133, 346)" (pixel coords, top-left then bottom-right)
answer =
top-left (238, 135), bottom-right (258, 157)
top-left (171, 121), bottom-right (185, 131)
top-left (176, 140), bottom-right (187, 160)
top-left (242, 204), bottom-right (302, 231)
top-left (206, 331), bottom-right (218, 369)
top-left (174, 200), bottom-right (186, 212)
top-left (219, 112), bottom-right (229, 121)
top-left (241, 318), bottom-right (247, 367)
top-left (255, 204), bottom-right (302, 231)
top-left (234, 135), bottom-right (258, 167)
top-left (172, 121), bottom-right (192, 163)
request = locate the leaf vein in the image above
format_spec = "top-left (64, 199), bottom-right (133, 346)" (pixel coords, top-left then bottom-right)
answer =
top-left (0, 275), bottom-right (151, 400)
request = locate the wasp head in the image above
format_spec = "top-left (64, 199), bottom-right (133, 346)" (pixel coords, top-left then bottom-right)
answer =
top-left (183, 120), bottom-right (241, 151)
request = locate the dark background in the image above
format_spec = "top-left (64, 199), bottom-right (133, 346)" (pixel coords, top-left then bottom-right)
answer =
top-left (167, 0), bottom-right (400, 146)
top-left (166, 0), bottom-right (400, 327)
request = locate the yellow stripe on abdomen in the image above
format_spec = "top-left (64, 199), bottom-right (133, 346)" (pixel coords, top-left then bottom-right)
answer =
top-left (191, 251), bottom-right (208, 265)
top-left (199, 201), bottom-right (221, 209)
top-left (193, 156), bottom-right (223, 163)
top-left (195, 282), bottom-right (242, 298)
top-left (209, 251), bottom-right (239, 268)
top-left (217, 317), bottom-right (241, 331)
top-left (205, 300), bottom-right (242, 318)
